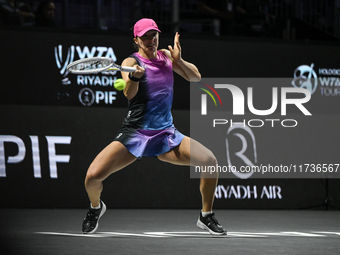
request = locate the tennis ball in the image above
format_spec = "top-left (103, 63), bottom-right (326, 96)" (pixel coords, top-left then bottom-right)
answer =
top-left (114, 79), bottom-right (126, 91)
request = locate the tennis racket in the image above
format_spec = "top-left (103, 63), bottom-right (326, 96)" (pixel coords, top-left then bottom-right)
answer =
top-left (66, 57), bottom-right (137, 74)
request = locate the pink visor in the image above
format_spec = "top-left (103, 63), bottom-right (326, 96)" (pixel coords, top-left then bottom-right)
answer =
top-left (133, 18), bottom-right (161, 37)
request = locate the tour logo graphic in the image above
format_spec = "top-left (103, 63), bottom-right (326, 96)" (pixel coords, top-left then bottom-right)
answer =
top-left (292, 63), bottom-right (340, 96)
top-left (54, 45), bottom-right (74, 85)
top-left (291, 63), bottom-right (318, 94)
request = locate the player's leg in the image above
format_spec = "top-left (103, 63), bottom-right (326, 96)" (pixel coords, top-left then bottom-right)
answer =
top-left (83, 141), bottom-right (136, 234)
top-left (190, 138), bottom-right (219, 213)
top-left (158, 137), bottom-right (218, 211)
top-left (85, 141), bottom-right (136, 207)
top-left (157, 137), bottom-right (225, 235)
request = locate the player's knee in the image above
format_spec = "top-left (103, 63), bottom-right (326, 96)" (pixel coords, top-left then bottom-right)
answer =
top-left (85, 174), bottom-right (95, 187)
top-left (204, 151), bottom-right (218, 167)
top-left (85, 171), bottom-right (103, 186)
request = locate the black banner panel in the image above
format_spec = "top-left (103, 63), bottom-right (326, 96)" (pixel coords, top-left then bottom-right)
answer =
top-left (1, 29), bottom-right (340, 209)
top-left (1, 105), bottom-right (339, 209)
top-left (1, 29), bottom-right (340, 110)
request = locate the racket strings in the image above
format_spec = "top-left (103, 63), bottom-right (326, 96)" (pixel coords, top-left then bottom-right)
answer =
top-left (66, 57), bottom-right (135, 74)
top-left (70, 59), bottom-right (112, 71)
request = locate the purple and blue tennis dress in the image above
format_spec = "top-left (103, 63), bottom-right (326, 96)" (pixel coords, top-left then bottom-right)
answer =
top-left (114, 50), bottom-right (185, 158)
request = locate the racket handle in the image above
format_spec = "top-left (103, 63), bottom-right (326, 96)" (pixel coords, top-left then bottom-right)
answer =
top-left (120, 66), bottom-right (137, 72)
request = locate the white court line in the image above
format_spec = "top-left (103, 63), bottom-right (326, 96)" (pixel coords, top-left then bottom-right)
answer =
top-left (312, 231), bottom-right (340, 236)
top-left (98, 232), bottom-right (167, 238)
top-left (145, 231), bottom-right (266, 238)
top-left (233, 232), bottom-right (326, 237)
top-left (35, 231), bottom-right (338, 239)
top-left (35, 232), bottom-right (106, 238)
top-left (36, 232), bottom-right (164, 238)
top-left (280, 232), bottom-right (325, 237)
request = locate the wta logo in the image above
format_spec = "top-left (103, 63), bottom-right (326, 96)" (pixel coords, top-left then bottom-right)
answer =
top-left (54, 45), bottom-right (117, 85)
top-left (292, 63), bottom-right (340, 97)
top-left (54, 45), bottom-right (75, 85)
top-left (198, 82), bottom-right (223, 115)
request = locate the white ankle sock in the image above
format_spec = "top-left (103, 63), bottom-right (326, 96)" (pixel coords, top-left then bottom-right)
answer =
top-left (91, 203), bottom-right (101, 209)
top-left (202, 211), bottom-right (213, 217)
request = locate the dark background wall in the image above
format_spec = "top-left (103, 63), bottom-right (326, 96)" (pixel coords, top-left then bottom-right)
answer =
top-left (0, 29), bottom-right (339, 209)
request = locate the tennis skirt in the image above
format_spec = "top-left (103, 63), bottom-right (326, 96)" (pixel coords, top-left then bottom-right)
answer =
top-left (113, 126), bottom-right (185, 158)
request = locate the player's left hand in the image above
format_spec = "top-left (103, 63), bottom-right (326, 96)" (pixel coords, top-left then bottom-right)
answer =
top-left (168, 32), bottom-right (182, 62)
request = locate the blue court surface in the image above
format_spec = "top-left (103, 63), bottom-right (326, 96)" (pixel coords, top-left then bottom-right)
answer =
top-left (1, 209), bottom-right (339, 255)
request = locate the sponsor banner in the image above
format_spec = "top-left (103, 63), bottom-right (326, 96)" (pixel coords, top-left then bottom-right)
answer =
top-left (1, 29), bottom-right (340, 207)
top-left (54, 44), bottom-right (120, 107)
top-left (190, 78), bottom-right (340, 179)
top-left (0, 30), bottom-right (134, 108)
top-left (212, 178), bottom-right (329, 209)
top-left (1, 105), bottom-right (335, 209)
top-left (2, 29), bottom-right (340, 111)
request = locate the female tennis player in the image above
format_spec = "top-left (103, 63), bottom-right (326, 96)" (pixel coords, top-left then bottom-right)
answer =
top-left (82, 18), bottom-right (226, 236)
